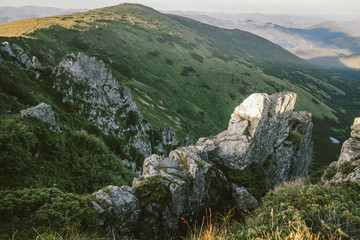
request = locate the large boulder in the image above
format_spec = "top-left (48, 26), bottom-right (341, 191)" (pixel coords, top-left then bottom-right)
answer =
top-left (322, 117), bottom-right (360, 186)
top-left (92, 92), bottom-right (313, 239)
top-left (20, 103), bottom-right (60, 132)
top-left (92, 185), bottom-right (140, 238)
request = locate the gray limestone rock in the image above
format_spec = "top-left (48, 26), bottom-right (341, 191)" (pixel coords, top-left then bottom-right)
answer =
top-left (53, 52), bottom-right (151, 156)
top-left (20, 103), bottom-right (60, 132)
top-left (231, 184), bottom-right (259, 211)
top-left (1, 42), bottom-right (33, 69)
top-left (152, 125), bottom-right (193, 156)
top-left (195, 92), bottom-right (312, 188)
top-left (322, 117), bottom-right (360, 186)
top-left (92, 91), bottom-right (313, 239)
top-left (153, 125), bottom-right (178, 155)
top-left (92, 185), bottom-right (140, 237)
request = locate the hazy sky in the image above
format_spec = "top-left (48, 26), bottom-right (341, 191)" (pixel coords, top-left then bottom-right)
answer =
top-left (0, 0), bottom-right (359, 15)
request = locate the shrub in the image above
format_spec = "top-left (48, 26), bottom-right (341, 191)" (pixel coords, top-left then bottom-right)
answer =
top-left (0, 188), bottom-right (99, 239)
top-left (134, 175), bottom-right (170, 208)
top-left (126, 110), bottom-right (140, 127)
top-left (190, 52), bottom-right (204, 63)
top-left (323, 165), bottom-right (337, 181)
top-left (223, 162), bottom-right (268, 199)
top-left (0, 115), bottom-right (136, 194)
top-left (165, 58), bottom-right (173, 65)
top-left (287, 130), bottom-right (302, 148)
top-left (181, 66), bottom-right (196, 77)
top-left (240, 181), bottom-right (360, 239)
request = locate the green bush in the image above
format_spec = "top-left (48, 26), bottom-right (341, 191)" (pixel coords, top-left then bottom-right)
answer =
top-left (0, 115), bottom-right (136, 194)
top-left (223, 162), bottom-right (268, 199)
top-left (134, 175), bottom-right (170, 208)
top-left (323, 165), bottom-right (337, 181)
top-left (238, 181), bottom-right (360, 239)
top-left (287, 130), bottom-right (302, 148)
top-left (0, 188), bottom-right (99, 239)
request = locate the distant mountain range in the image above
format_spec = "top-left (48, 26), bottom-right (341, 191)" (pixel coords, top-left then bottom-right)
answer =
top-left (0, 6), bottom-right (87, 24)
top-left (1, 6), bottom-right (359, 80)
top-left (168, 11), bottom-right (360, 80)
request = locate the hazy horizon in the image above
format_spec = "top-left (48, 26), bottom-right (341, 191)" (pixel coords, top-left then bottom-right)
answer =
top-left (0, 0), bottom-right (359, 16)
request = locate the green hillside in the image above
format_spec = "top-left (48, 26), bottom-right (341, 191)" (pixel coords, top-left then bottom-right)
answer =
top-left (1, 3), bottom-right (359, 177)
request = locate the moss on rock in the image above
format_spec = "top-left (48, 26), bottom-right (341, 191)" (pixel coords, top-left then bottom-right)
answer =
top-left (134, 175), bottom-right (170, 208)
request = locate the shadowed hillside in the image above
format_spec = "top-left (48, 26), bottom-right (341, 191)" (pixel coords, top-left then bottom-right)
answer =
top-left (1, 3), bottom-right (359, 178)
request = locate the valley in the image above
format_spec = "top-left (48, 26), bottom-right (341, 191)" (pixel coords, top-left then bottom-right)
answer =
top-left (170, 11), bottom-right (360, 80)
top-left (0, 3), bottom-right (360, 239)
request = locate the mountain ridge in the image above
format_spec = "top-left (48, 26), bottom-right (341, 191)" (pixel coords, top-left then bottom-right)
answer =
top-left (0, 3), bottom-right (359, 176)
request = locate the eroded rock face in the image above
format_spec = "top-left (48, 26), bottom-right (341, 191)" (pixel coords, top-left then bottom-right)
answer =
top-left (196, 92), bottom-right (312, 188)
top-left (92, 185), bottom-right (140, 237)
top-left (1, 41), bottom-right (41, 69)
top-left (92, 92), bottom-right (313, 239)
top-left (151, 125), bottom-right (193, 156)
top-left (322, 118), bottom-right (360, 186)
top-left (20, 103), bottom-right (60, 132)
top-left (53, 53), bottom-right (151, 156)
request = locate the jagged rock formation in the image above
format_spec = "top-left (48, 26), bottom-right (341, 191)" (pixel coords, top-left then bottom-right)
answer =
top-left (92, 92), bottom-right (313, 239)
top-left (0, 42), bottom-right (186, 158)
top-left (153, 125), bottom-right (178, 154)
top-left (150, 125), bottom-right (193, 156)
top-left (322, 117), bottom-right (360, 186)
top-left (20, 103), bottom-right (60, 132)
top-left (1, 41), bottom-right (41, 69)
top-left (52, 52), bottom-right (151, 156)
top-left (92, 185), bottom-right (140, 237)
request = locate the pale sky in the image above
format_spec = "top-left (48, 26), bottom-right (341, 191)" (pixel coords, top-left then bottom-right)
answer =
top-left (0, 0), bottom-right (359, 15)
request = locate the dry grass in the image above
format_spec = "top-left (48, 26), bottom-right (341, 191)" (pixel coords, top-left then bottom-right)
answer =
top-left (181, 208), bottom-right (237, 240)
top-left (33, 226), bottom-right (108, 240)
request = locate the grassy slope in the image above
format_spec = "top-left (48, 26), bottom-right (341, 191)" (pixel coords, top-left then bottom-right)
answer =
top-left (1, 3), bottom-right (359, 176)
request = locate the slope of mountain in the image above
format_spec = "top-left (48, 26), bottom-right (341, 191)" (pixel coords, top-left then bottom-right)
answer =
top-left (0, 3), bottom-right (359, 180)
top-left (309, 54), bottom-right (360, 80)
top-left (170, 11), bottom-right (360, 80)
top-left (0, 6), bottom-right (86, 24)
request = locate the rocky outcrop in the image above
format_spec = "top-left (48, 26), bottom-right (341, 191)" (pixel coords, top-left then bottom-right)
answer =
top-left (53, 53), bottom-right (151, 156)
top-left (322, 117), bottom-right (360, 186)
top-left (92, 92), bottom-right (313, 239)
top-left (1, 41), bottom-right (41, 69)
top-left (150, 125), bottom-right (193, 156)
top-left (20, 103), bottom-right (60, 132)
top-left (91, 185), bottom-right (140, 237)
top-left (196, 92), bottom-right (312, 188)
